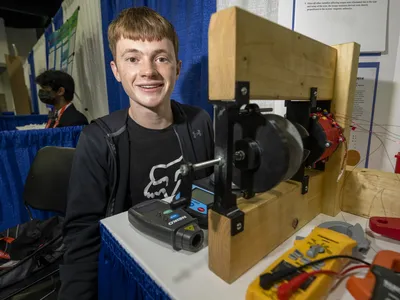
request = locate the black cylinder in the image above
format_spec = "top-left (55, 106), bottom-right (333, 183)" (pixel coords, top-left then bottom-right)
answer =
top-left (174, 223), bottom-right (204, 252)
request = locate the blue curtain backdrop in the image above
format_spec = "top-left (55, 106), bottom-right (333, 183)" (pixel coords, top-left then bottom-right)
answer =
top-left (0, 127), bottom-right (83, 232)
top-left (100, 0), bottom-right (215, 118)
top-left (28, 52), bottom-right (39, 114)
top-left (28, 6), bottom-right (64, 114)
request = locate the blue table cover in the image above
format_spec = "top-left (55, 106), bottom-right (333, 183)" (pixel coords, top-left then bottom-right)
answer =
top-left (99, 223), bottom-right (171, 300)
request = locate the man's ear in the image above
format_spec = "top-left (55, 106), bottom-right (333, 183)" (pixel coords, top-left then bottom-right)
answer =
top-left (176, 60), bottom-right (182, 78)
top-left (110, 61), bottom-right (121, 82)
top-left (57, 87), bottom-right (65, 96)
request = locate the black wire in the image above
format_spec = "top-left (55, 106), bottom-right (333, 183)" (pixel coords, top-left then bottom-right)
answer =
top-left (259, 255), bottom-right (370, 290)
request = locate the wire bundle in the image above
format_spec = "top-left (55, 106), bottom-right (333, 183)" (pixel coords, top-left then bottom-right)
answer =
top-left (259, 255), bottom-right (371, 300)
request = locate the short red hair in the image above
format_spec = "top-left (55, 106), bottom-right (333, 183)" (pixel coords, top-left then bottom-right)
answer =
top-left (108, 7), bottom-right (179, 61)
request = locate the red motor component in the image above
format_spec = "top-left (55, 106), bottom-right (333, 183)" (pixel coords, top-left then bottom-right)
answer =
top-left (308, 110), bottom-right (345, 166)
top-left (395, 152), bottom-right (400, 174)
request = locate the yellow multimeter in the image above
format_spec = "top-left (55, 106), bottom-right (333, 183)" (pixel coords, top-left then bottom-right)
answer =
top-left (246, 227), bottom-right (358, 300)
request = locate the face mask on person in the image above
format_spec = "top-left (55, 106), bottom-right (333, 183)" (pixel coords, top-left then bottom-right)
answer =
top-left (38, 89), bottom-right (56, 105)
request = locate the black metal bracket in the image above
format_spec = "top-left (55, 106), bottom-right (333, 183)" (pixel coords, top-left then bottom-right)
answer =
top-left (310, 87), bottom-right (318, 111)
top-left (170, 164), bottom-right (194, 210)
top-left (284, 87), bottom-right (319, 194)
top-left (301, 175), bottom-right (309, 194)
top-left (210, 81), bottom-right (251, 236)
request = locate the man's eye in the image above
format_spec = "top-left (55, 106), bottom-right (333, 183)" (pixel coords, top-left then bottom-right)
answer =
top-left (127, 57), bottom-right (138, 63)
top-left (157, 57), bottom-right (169, 63)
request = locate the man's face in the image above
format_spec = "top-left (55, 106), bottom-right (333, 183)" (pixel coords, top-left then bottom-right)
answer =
top-left (110, 37), bottom-right (181, 110)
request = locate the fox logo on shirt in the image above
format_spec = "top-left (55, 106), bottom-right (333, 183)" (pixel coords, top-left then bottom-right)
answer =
top-left (143, 156), bottom-right (183, 199)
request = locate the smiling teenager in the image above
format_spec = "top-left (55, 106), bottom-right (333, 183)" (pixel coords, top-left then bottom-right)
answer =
top-left (58, 7), bottom-right (214, 299)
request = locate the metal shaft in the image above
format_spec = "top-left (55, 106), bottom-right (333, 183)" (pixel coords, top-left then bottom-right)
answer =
top-left (180, 158), bottom-right (221, 176)
top-left (259, 108), bottom-right (273, 113)
top-left (240, 107), bottom-right (273, 114)
top-left (191, 158), bottom-right (221, 171)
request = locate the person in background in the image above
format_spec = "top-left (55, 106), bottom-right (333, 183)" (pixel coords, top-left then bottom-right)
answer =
top-left (58, 6), bottom-right (214, 300)
top-left (35, 70), bottom-right (88, 128)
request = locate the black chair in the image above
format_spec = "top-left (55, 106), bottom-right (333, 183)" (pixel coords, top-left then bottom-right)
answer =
top-left (23, 146), bottom-right (75, 217)
top-left (0, 146), bottom-right (76, 300)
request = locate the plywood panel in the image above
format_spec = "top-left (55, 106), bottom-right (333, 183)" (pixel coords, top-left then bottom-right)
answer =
top-left (321, 42), bottom-right (360, 216)
top-left (208, 7), bottom-right (337, 101)
top-left (208, 171), bottom-right (323, 283)
top-left (341, 168), bottom-right (400, 218)
top-left (5, 54), bottom-right (31, 115)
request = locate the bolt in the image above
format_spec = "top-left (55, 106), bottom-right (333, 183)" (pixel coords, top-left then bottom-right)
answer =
top-left (241, 87), bottom-right (248, 96)
top-left (325, 142), bottom-right (330, 148)
top-left (234, 150), bottom-right (246, 161)
top-left (312, 115), bottom-right (317, 120)
top-left (180, 164), bottom-right (190, 176)
top-left (292, 218), bottom-right (299, 229)
top-left (237, 222), bottom-right (242, 231)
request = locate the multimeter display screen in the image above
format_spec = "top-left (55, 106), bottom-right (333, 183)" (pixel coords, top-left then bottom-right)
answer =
top-left (192, 188), bottom-right (213, 205)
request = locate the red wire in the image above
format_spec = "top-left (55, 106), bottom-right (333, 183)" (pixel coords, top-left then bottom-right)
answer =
top-left (276, 265), bottom-right (370, 300)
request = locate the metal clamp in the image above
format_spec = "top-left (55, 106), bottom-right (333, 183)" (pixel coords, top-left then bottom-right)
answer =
top-left (318, 221), bottom-right (371, 254)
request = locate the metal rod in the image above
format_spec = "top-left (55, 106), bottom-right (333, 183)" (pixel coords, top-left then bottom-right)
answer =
top-left (180, 158), bottom-right (221, 176)
top-left (191, 158), bottom-right (221, 171)
top-left (259, 108), bottom-right (273, 113)
top-left (240, 107), bottom-right (273, 114)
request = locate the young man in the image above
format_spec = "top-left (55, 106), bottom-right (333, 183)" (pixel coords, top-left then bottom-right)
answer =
top-left (35, 70), bottom-right (88, 128)
top-left (58, 7), bottom-right (214, 299)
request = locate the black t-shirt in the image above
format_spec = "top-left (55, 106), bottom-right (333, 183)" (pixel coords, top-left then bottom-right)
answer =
top-left (127, 117), bottom-right (183, 206)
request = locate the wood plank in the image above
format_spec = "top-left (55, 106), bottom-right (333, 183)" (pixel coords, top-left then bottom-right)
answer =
top-left (208, 170), bottom-right (323, 283)
top-left (321, 42), bottom-right (360, 216)
top-left (5, 54), bottom-right (31, 115)
top-left (341, 168), bottom-right (400, 218)
top-left (208, 6), bottom-right (337, 101)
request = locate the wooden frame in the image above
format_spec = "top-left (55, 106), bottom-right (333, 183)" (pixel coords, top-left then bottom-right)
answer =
top-left (207, 6), bottom-right (361, 284)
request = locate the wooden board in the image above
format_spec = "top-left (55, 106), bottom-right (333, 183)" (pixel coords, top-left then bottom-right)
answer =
top-left (341, 168), bottom-right (400, 218)
top-left (321, 42), bottom-right (360, 216)
top-left (5, 54), bottom-right (31, 115)
top-left (208, 171), bottom-right (323, 283)
top-left (208, 6), bottom-right (337, 101)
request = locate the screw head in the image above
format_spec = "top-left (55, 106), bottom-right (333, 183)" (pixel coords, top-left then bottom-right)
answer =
top-left (325, 142), bottom-right (330, 148)
top-left (237, 223), bottom-right (242, 231)
top-left (312, 115), bottom-right (317, 120)
top-left (292, 218), bottom-right (299, 229)
top-left (241, 87), bottom-right (248, 96)
top-left (304, 186), bottom-right (308, 191)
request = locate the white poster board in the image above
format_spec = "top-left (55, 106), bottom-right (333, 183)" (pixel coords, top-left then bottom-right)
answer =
top-left (293, 0), bottom-right (388, 52)
top-left (349, 62), bottom-right (380, 167)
